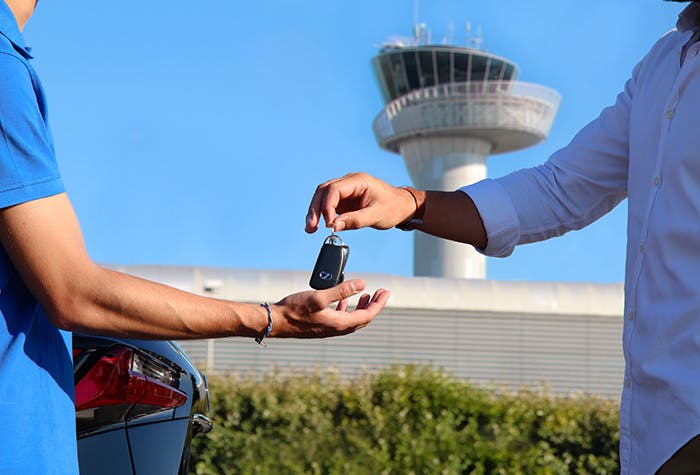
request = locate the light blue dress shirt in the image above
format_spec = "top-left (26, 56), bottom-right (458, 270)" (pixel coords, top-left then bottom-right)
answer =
top-left (464, 3), bottom-right (700, 474)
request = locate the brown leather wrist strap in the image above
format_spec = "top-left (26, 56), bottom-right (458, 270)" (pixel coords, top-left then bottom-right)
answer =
top-left (396, 186), bottom-right (425, 231)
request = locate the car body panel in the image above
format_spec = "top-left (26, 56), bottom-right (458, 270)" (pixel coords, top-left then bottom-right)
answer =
top-left (77, 429), bottom-right (132, 475)
top-left (128, 418), bottom-right (191, 475)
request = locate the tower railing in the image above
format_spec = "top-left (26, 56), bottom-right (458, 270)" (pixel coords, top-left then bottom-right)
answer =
top-left (382, 81), bottom-right (561, 118)
top-left (373, 80), bottom-right (561, 155)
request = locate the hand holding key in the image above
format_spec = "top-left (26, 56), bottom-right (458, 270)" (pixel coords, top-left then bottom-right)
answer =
top-left (305, 172), bottom-right (417, 233)
top-left (305, 172), bottom-right (487, 248)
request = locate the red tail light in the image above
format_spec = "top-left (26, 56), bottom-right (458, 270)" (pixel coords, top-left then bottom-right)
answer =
top-left (74, 346), bottom-right (187, 434)
top-left (75, 347), bottom-right (186, 410)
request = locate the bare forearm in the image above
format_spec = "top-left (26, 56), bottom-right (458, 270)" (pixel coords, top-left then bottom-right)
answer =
top-left (61, 265), bottom-right (266, 340)
top-left (407, 189), bottom-right (487, 248)
top-left (55, 265), bottom-right (387, 341)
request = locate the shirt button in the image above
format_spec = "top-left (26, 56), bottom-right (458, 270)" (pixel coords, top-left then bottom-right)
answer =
top-left (625, 377), bottom-right (631, 388)
top-left (639, 244), bottom-right (645, 253)
top-left (665, 109), bottom-right (675, 119)
top-left (628, 311), bottom-right (635, 321)
top-left (653, 177), bottom-right (661, 187)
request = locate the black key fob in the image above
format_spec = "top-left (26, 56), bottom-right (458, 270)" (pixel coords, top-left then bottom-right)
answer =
top-left (309, 234), bottom-right (350, 290)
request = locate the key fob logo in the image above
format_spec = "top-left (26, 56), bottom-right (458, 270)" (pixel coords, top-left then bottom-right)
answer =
top-left (319, 271), bottom-right (334, 281)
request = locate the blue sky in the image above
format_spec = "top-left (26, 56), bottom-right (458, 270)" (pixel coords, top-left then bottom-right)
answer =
top-left (23, 1), bottom-right (682, 284)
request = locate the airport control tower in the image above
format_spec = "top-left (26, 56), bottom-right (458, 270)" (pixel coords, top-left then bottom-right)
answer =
top-left (372, 24), bottom-right (560, 279)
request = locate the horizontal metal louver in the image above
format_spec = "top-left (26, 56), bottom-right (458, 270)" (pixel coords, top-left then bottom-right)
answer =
top-left (178, 307), bottom-right (623, 398)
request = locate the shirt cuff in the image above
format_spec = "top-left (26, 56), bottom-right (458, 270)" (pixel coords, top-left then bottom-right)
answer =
top-left (459, 179), bottom-right (520, 258)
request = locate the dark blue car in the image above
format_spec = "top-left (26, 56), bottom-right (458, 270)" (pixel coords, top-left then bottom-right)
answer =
top-left (73, 334), bottom-right (212, 474)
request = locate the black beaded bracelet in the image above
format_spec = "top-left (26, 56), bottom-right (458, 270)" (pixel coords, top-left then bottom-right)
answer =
top-left (255, 303), bottom-right (273, 347)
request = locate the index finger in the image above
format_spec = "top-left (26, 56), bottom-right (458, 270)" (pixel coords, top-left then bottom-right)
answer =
top-left (305, 177), bottom-right (342, 233)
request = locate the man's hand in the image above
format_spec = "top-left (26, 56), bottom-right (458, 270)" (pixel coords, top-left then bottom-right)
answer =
top-left (271, 279), bottom-right (390, 338)
top-left (305, 172), bottom-right (417, 233)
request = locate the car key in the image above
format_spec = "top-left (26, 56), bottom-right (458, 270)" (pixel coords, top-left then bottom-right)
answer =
top-left (309, 233), bottom-right (350, 290)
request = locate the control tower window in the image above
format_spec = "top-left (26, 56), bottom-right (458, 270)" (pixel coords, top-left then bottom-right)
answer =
top-left (418, 51), bottom-right (435, 88)
top-left (436, 51), bottom-right (451, 85)
top-left (488, 59), bottom-right (505, 80)
top-left (453, 52), bottom-right (468, 83)
top-left (469, 55), bottom-right (487, 81)
top-left (390, 53), bottom-right (410, 97)
top-left (379, 57), bottom-right (398, 101)
top-left (402, 52), bottom-right (420, 90)
top-left (503, 64), bottom-right (516, 81)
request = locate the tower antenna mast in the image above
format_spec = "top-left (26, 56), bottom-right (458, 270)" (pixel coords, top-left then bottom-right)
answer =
top-left (414, 0), bottom-right (419, 27)
top-left (412, 0), bottom-right (420, 44)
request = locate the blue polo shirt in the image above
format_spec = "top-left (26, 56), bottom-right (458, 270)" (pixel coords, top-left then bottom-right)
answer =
top-left (0, 3), bottom-right (77, 474)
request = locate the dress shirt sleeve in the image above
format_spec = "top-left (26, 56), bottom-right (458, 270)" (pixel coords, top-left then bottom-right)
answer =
top-left (461, 61), bottom-right (638, 257)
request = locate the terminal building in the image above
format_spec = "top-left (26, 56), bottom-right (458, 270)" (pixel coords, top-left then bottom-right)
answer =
top-left (115, 266), bottom-right (624, 399)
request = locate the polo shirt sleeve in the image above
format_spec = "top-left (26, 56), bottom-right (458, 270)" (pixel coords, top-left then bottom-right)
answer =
top-left (0, 52), bottom-right (64, 209)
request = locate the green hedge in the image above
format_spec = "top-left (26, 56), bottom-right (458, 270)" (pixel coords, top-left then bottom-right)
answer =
top-left (190, 366), bottom-right (619, 474)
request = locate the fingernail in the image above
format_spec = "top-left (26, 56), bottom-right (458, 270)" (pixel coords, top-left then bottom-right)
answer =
top-left (334, 220), bottom-right (345, 231)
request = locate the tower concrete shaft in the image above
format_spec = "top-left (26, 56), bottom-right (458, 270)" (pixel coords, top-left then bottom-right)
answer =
top-left (401, 136), bottom-right (490, 278)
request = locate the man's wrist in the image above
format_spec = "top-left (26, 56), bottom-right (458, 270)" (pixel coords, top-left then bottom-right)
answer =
top-left (396, 186), bottom-right (425, 231)
top-left (255, 303), bottom-right (273, 347)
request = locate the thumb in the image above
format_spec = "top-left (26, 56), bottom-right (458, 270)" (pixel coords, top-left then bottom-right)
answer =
top-left (316, 279), bottom-right (366, 306)
top-left (334, 207), bottom-right (385, 231)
